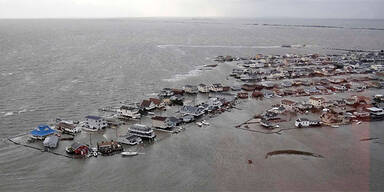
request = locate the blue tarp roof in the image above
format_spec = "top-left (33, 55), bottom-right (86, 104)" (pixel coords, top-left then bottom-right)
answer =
top-left (30, 125), bottom-right (56, 137)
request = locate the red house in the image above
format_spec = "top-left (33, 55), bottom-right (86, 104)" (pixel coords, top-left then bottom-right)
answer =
top-left (66, 142), bottom-right (89, 156)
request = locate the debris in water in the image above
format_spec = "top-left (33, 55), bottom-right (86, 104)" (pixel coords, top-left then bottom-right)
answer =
top-left (265, 150), bottom-right (324, 159)
top-left (248, 160), bottom-right (253, 164)
top-left (360, 137), bottom-right (380, 142)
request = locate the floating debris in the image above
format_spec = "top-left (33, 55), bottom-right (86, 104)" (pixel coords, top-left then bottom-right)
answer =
top-left (360, 137), bottom-right (380, 142)
top-left (265, 150), bottom-right (324, 159)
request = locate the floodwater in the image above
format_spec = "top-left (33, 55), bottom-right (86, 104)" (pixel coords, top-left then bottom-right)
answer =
top-left (0, 18), bottom-right (384, 191)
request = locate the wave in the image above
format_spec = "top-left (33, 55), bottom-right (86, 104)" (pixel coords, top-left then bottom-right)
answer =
top-left (158, 44), bottom-right (315, 50)
top-left (162, 68), bottom-right (202, 82)
top-left (249, 23), bottom-right (384, 31)
top-left (158, 44), bottom-right (283, 49)
top-left (4, 112), bottom-right (14, 117)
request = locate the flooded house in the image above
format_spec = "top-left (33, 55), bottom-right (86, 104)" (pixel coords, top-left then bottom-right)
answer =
top-left (295, 118), bottom-right (321, 128)
top-left (141, 99), bottom-right (156, 111)
top-left (241, 84), bottom-right (257, 91)
top-left (309, 96), bottom-right (325, 108)
top-left (237, 92), bottom-right (248, 99)
top-left (198, 84), bottom-right (210, 93)
top-left (97, 141), bottom-right (123, 155)
top-left (56, 121), bottom-right (80, 134)
top-left (150, 98), bottom-right (165, 109)
top-left (321, 111), bottom-right (342, 124)
top-left (151, 116), bottom-right (170, 129)
top-left (43, 135), bottom-right (59, 148)
top-left (170, 94), bottom-right (184, 105)
top-left (118, 105), bottom-right (141, 119)
top-left (366, 107), bottom-right (384, 120)
top-left (65, 142), bottom-right (89, 156)
top-left (209, 83), bottom-right (224, 92)
top-left (158, 88), bottom-right (174, 97)
top-left (183, 85), bottom-right (198, 94)
top-left (128, 124), bottom-right (156, 139)
top-left (281, 99), bottom-right (297, 111)
top-left (84, 116), bottom-right (108, 131)
top-left (180, 105), bottom-right (205, 117)
top-left (30, 125), bottom-right (57, 140)
top-left (252, 91), bottom-right (263, 98)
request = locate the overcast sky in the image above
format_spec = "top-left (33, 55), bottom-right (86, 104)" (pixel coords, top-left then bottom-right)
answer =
top-left (0, 0), bottom-right (383, 19)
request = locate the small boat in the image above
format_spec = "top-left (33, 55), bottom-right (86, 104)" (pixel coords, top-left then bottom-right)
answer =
top-left (196, 122), bottom-right (203, 127)
top-left (121, 151), bottom-right (139, 156)
top-left (202, 120), bottom-right (210, 126)
top-left (147, 112), bottom-right (155, 116)
top-left (331, 125), bottom-right (339, 128)
top-left (356, 121), bottom-right (362, 125)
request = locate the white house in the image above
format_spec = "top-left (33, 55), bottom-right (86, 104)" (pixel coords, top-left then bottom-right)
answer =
top-left (141, 100), bottom-right (156, 111)
top-left (295, 118), bottom-right (310, 127)
top-left (309, 96), bottom-right (325, 108)
top-left (85, 116), bottom-right (108, 131)
top-left (183, 85), bottom-right (198, 94)
top-left (209, 83), bottom-right (224, 92)
top-left (198, 84), bottom-right (210, 93)
top-left (118, 106), bottom-right (141, 119)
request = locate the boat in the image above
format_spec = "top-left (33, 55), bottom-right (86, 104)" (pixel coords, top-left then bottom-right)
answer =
top-left (202, 120), bottom-right (210, 125)
top-left (331, 125), bottom-right (339, 128)
top-left (196, 122), bottom-right (203, 127)
top-left (121, 151), bottom-right (139, 156)
top-left (356, 121), bottom-right (362, 125)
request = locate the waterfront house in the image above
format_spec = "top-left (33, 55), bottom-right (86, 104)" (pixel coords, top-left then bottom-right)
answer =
top-left (97, 141), bottom-right (123, 154)
top-left (171, 88), bottom-right (184, 95)
top-left (283, 89), bottom-right (295, 96)
top-left (281, 99), bottom-right (297, 111)
top-left (128, 124), bottom-right (156, 139)
top-left (180, 105), bottom-right (205, 117)
top-left (252, 91), bottom-right (263, 98)
top-left (158, 88), bottom-right (174, 97)
top-left (263, 90), bottom-right (274, 98)
top-left (85, 116), bottom-right (108, 131)
top-left (321, 112), bottom-right (341, 124)
top-left (150, 98), bottom-right (165, 109)
top-left (210, 83), bottom-right (224, 92)
top-left (43, 135), bottom-right (59, 148)
top-left (295, 118), bottom-right (310, 127)
top-left (309, 96), bottom-right (325, 108)
top-left (366, 107), bottom-right (384, 120)
top-left (237, 92), bottom-right (248, 99)
top-left (295, 118), bottom-right (321, 127)
top-left (66, 142), bottom-right (89, 156)
top-left (56, 121), bottom-right (80, 134)
top-left (170, 94), bottom-right (184, 105)
top-left (118, 105), bottom-right (141, 119)
top-left (151, 116), bottom-right (169, 129)
top-left (141, 100), bottom-right (156, 111)
top-left (167, 117), bottom-right (182, 127)
top-left (30, 125), bottom-right (57, 140)
top-left (281, 80), bottom-right (293, 87)
top-left (183, 85), bottom-right (198, 94)
top-left (241, 84), bottom-right (257, 91)
top-left (182, 115), bottom-right (195, 123)
top-left (198, 84), bottom-right (210, 93)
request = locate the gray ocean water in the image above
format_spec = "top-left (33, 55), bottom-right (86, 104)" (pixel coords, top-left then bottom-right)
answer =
top-left (0, 18), bottom-right (384, 191)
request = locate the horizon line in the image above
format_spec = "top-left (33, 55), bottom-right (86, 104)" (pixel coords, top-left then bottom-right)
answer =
top-left (0, 16), bottom-right (383, 20)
